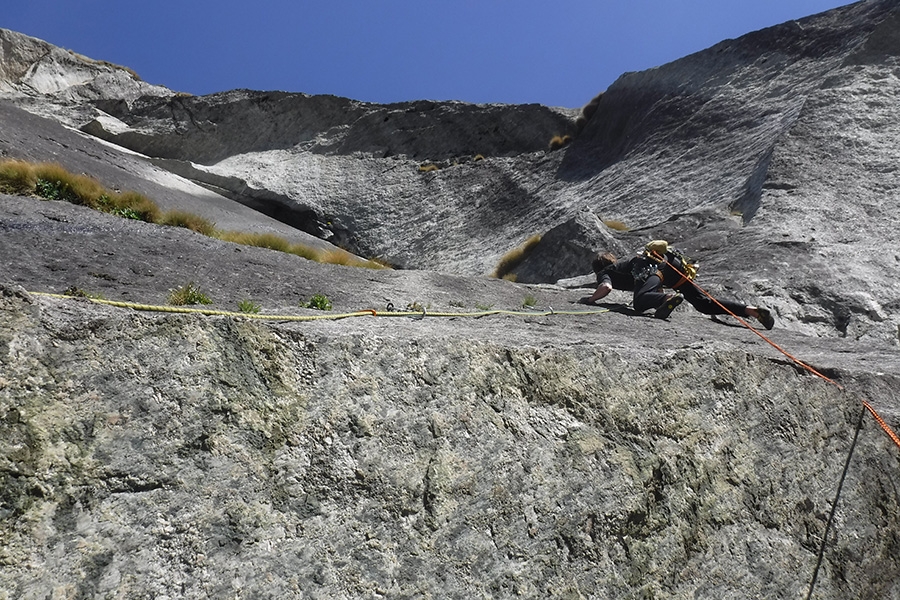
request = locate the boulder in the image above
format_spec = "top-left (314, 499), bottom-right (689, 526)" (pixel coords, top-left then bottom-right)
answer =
top-left (511, 209), bottom-right (629, 284)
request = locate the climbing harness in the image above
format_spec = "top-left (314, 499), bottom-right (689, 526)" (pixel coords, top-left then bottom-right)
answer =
top-left (644, 244), bottom-right (699, 289)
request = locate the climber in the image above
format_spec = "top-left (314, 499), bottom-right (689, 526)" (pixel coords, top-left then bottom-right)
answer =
top-left (578, 241), bottom-right (775, 329)
top-left (577, 249), bottom-right (684, 319)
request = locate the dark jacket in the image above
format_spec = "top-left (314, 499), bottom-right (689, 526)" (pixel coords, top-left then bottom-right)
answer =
top-left (599, 251), bottom-right (690, 291)
top-left (597, 256), bottom-right (644, 290)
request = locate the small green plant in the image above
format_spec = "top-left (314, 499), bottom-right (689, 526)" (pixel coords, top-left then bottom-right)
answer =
top-left (238, 299), bottom-right (261, 314)
top-left (406, 301), bottom-right (425, 312)
top-left (303, 294), bottom-right (332, 311)
top-left (63, 286), bottom-right (104, 300)
top-left (475, 302), bottom-right (494, 311)
top-left (449, 300), bottom-right (465, 308)
top-left (522, 294), bottom-right (537, 308)
top-left (112, 207), bottom-right (141, 220)
top-left (35, 178), bottom-right (77, 202)
top-left (168, 282), bottom-right (212, 306)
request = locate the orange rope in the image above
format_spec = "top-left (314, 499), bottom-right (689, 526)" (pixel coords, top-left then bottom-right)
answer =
top-left (863, 400), bottom-right (900, 449)
top-left (662, 256), bottom-right (900, 451)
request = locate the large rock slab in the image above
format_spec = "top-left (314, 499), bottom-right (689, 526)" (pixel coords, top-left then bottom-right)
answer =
top-left (1, 282), bottom-right (898, 599)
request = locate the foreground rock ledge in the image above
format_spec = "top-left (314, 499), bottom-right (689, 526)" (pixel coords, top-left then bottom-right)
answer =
top-left (1, 289), bottom-right (898, 599)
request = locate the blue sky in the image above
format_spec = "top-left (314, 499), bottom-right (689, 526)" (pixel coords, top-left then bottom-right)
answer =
top-left (5, 1), bottom-right (850, 108)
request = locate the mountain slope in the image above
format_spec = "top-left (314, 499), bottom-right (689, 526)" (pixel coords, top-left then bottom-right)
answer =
top-left (2, 4), bottom-right (900, 598)
top-left (5, 2), bottom-right (897, 342)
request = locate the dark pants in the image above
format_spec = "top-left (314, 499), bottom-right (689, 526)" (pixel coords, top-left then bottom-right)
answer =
top-left (633, 274), bottom-right (668, 313)
top-left (634, 273), bottom-right (748, 316)
top-left (678, 280), bottom-right (748, 315)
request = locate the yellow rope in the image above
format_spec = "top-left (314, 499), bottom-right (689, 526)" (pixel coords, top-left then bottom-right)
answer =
top-left (28, 292), bottom-right (610, 321)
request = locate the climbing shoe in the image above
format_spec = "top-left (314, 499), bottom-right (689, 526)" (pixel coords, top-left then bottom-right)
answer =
top-left (756, 306), bottom-right (775, 330)
top-left (654, 293), bottom-right (683, 320)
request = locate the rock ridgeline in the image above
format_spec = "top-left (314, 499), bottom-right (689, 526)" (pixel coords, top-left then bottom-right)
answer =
top-left (2, 2), bottom-right (900, 598)
top-left (0, 28), bottom-right (171, 122)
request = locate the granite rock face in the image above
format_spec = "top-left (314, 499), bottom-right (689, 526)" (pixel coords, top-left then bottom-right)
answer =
top-left (2, 2), bottom-right (900, 598)
top-left (1, 286), bottom-right (899, 600)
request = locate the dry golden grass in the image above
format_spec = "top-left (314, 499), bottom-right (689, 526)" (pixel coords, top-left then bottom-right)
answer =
top-left (548, 135), bottom-right (572, 151)
top-left (1, 159), bottom-right (391, 271)
top-left (603, 219), bottom-right (629, 231)
top-left (107, 191), bottom-right (161, 222)
top-left (287, 243), bottom-right (322, 261)
top-left (159, 210), bottom-right (217, 236)
top-left (319, 248), bottom-right (386, 269)
top-left (32, 163), bottom-right (107, 206)
top-left (491, 234), bottom-right (542, 279)
top-left (214, 230), bottom-right (291, 252)
top-left (418, 164), bottom-right (439, 173)
top-left (0, 159), bottom-right (37, 194)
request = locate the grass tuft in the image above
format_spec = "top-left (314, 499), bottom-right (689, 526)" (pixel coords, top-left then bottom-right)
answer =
top-left (548, 135), bottom-right (572, 151)
top-left (159, 210), bottom-right (217, 235)
top-left (602, 219), bottom-right (629, 231)
top-left (238, 299), bottom-right (261, 314)
top-left (101, 191), bottom-right (161, 222)
top-left (0, 159), bottom-right (38, 194)
top-left (491, 234), bottom-right (542, 279)
top-left (168, 282), bottom-right (212, 306)
top-left (287, 243), bottom-right (322, 261)
top-left (302, 294), bottom-right (332, 311)
top-left (215, 230), bottom-right (292, 252)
